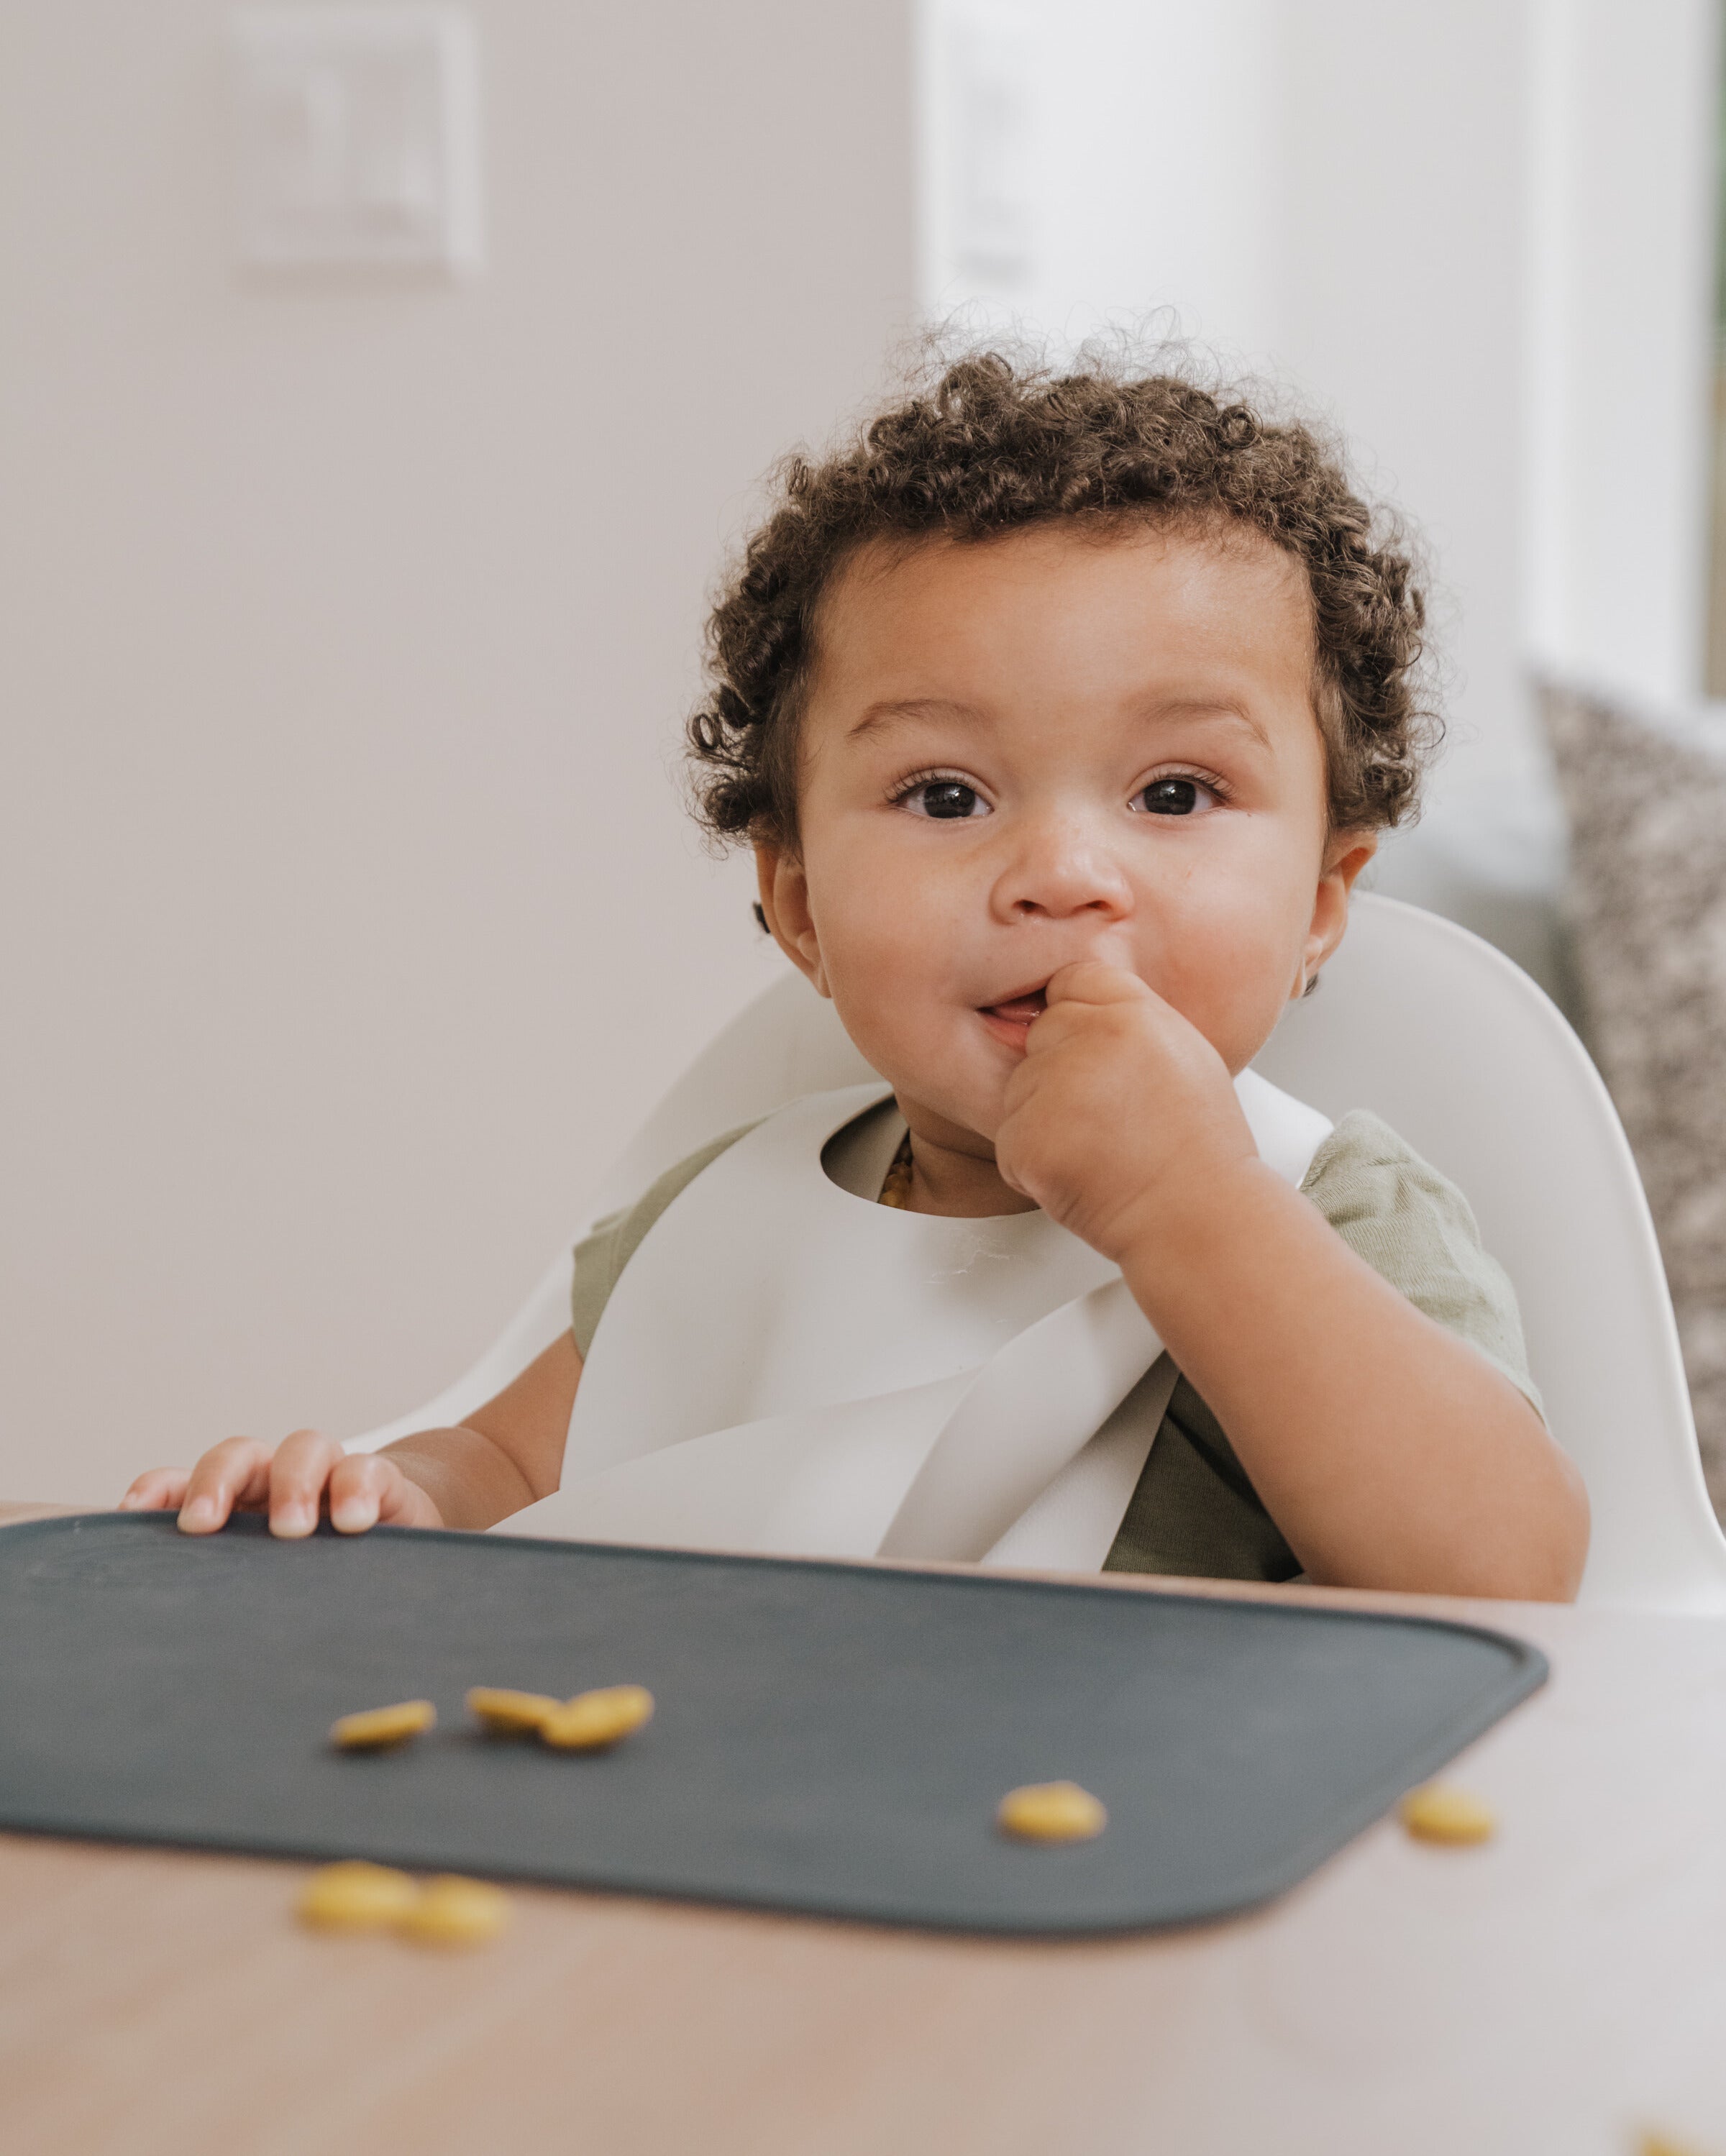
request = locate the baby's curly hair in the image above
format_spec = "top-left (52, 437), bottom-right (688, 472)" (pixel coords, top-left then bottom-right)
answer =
top-left (688, 347), bottom-right (1437, 845)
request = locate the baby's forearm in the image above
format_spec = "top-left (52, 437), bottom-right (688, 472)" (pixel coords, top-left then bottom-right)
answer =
top-left (1115, 1163), bottom-right (1589, 1601)
top-left (378, 1331), bottom-right (582, 1531)
top-left (380, 1426), bottom-right (539, 1532)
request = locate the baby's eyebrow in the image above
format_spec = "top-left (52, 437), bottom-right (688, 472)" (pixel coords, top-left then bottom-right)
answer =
top-left (1136, 701), bottom-right (1274, 753)
top-left (847, 697), bottom-right (985, 741)
top-left (847, 694), bottom-right (1277, 752)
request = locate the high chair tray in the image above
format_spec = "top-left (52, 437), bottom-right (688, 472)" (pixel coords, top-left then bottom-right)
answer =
top-left (0, 1512), bottom-right (1543, 1937)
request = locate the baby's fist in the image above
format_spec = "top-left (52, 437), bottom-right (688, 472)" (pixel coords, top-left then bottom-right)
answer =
top-left (993, 959), bottom-right (1255, 1260)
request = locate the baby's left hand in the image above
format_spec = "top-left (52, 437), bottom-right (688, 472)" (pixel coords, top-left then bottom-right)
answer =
top-left (993, 960), bottom-right (1257, 1261)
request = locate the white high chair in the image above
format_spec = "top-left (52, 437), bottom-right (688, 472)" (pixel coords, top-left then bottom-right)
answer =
top-left (354, 893), bottom-right (1726, 1614)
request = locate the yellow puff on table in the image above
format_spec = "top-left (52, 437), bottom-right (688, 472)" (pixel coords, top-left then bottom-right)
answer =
top-left (539, 1684), bottom-right (655, 1751)
top-left (329, 1699), bottom-right (437, 1750)
top-left (1397, 1783), bottom-right (1497, 1845)
top-left (467, 1686), bottom-right (561, 1735)
top-left (397, 1875), bottom-right (512, 1947)
top-left (297, 1861), bottom-right (423, 1932)
top-left (995, 1781), bottom-right (1108, 1842)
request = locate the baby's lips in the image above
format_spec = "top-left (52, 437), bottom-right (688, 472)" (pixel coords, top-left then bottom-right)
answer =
top-left (980, 984), bottom-right (1051, 1023)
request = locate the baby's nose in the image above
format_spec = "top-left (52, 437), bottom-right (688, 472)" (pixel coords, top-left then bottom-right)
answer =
top-left (992, 821), bottom-right (1133, 922)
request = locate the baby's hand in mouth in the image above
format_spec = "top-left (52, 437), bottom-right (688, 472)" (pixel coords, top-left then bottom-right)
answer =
top-left (991, 959), bottom-right (1255, 1259)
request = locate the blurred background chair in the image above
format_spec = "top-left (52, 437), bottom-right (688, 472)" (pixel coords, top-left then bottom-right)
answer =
top-left (357, 892), bottom-right (1726, 1614)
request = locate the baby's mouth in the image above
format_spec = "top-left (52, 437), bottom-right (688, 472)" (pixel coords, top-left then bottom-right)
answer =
top-left (977, 983), bottom-right (1049, 1046)
top-left (983, 987), bottom-right (1049, 1023)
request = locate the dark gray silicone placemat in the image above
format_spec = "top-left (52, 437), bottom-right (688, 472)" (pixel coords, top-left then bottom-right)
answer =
top-left (0, 1514), bottom-right (1544, 1936)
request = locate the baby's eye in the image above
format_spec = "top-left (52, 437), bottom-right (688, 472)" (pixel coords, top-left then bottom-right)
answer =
top-left (1131, 775), bottom-right (1219, 817)
top-left (898, 778), bottom-right (990, 820)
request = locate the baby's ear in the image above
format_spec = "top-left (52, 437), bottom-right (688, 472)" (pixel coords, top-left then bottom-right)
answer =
top-left (1301, 831), bottom-right (1377, 989)
top-left (754, 844), bottom-right (830, 995)
top-left (1326, 828), bottom-right (1378, 889)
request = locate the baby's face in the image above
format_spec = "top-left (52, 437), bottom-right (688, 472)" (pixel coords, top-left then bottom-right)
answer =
top-left (758, 524), bottom-right (1373, 1157)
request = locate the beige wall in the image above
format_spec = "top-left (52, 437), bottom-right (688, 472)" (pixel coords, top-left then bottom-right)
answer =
top-left (0, 1), bottom-right (914, 1501)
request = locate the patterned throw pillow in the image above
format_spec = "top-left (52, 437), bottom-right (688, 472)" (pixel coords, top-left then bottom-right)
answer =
top-left (1543, 681), bottom-right (1726, 1515)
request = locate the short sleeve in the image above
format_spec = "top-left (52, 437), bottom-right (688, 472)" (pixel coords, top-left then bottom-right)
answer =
top-left (1300, 1109), bottom-right (1544, 1418)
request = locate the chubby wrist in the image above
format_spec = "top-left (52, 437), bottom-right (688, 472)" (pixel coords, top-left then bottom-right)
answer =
top-left (1108, 1154), bottom-right (1290, 1287)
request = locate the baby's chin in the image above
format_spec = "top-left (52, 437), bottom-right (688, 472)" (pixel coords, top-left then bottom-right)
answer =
top-left (890, 1076), bottom-right (1010, 1159)
top-left (834, 1013), bottom-right (1006, 1133)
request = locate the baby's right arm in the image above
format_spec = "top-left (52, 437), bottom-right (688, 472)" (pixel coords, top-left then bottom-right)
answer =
top-left (119, 1332), bottom-right (583, 1538)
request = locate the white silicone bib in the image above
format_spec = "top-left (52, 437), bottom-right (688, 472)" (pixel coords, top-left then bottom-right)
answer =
top-left (496, 1072), bottom-right (1332, 1570)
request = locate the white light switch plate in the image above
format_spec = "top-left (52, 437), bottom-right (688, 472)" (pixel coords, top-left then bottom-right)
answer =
top-left (229, 5), bottom-right (482, 271)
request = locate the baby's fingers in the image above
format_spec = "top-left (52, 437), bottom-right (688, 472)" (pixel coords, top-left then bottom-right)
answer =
top-left (177, 1437), bottom-right (273, 1535)
top-left (1041, 959), bottom-right (1156, 1011)
top-left (327, 1452), bottom-right (391, 1535)
top-left (119, 1467), bottom-right (191, 1513)
top-left (266, 1428), bottom-right (344, 1539)
top-left (328, 1453), bottom-right (440, 1533)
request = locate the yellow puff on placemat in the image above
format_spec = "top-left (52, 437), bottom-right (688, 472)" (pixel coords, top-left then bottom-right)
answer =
top-left (467, 1686), bottom-right (560, 1735)
top-left (996, 1781), bottom-right (1108, 1843)
top-left (329, 1700), bottom-right (437, 1751)
top-left (540, 1684), bottom-right (655, 1752)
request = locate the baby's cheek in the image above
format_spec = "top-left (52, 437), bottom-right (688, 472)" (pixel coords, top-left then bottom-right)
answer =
top-left (1149, 932), bottom-right (1294, 1072)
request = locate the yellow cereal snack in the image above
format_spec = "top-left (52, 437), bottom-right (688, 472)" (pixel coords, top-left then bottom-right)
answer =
top-left (1397, 1783), bottom-right (1497, 1845)
top-left (539, 1684), bottom-right (655, 1752)
top-left (397, 1874), bottom-right (512, 1947)
top-left (329, 1699), bottom-right (437, 1750)
top-left (996, 1781), bottom-right (1108, 1842)
top-left (297, 1860), bottom-right (422, 1932)
top-left (466, 1686), bottom-right (560, 1735)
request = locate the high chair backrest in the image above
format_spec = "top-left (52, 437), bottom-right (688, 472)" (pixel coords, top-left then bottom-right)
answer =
top-left (352, 893), bottom-right (1726, 1612)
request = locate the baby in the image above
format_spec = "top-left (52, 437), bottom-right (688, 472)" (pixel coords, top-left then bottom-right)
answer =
top-left (122, 352), bottom-right (1589, 1599)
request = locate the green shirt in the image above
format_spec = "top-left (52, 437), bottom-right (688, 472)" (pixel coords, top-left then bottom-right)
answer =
top-left (570, 1107), bottom-right (1540, 1584)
